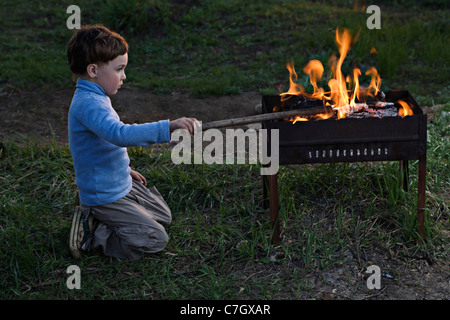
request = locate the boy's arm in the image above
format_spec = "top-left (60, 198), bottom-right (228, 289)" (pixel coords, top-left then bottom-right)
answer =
top-left (80, 102), bottom-right (171, 146)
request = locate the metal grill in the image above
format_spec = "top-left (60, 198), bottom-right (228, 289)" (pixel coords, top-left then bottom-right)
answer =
top-left (261, 90), bottom-right (427, 243)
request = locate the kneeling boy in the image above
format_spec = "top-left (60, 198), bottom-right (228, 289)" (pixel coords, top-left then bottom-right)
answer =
top-left (67, 25), bottom-right (197, 260)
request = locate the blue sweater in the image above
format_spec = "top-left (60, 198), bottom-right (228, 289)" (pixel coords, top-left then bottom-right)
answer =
top-left (68, 78), bottom-right (170, 206)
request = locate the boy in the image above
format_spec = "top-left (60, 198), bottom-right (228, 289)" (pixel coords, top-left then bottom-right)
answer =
top-left (67, 25), bottom-right (198, 260)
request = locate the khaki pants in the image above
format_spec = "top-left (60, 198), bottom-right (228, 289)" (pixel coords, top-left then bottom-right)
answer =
top-left (81, 180), bottom-right (172, 260)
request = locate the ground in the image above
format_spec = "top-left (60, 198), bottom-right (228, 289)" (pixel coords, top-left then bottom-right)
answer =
top-left (0, 85), bottom-right (261, 144)
top-left (0, 85), bottom-right (448, 300)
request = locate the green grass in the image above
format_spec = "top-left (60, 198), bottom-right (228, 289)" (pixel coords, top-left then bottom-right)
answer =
top-left (0, 0), bottom-right (449, 101)
top-left (1, 104), bottom-right (448, 299)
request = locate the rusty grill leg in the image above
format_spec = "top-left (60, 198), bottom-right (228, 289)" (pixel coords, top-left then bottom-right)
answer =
top-left (262, 175), bottom-right (269, 209)
top-left (400, 160), bottom-right (409, 191)
top-left (268, 174), bottom-right (280, 244)
top-left (417, 157), bottom-right (426, 238)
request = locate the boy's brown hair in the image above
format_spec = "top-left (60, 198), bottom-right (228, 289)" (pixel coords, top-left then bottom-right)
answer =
top-left (67, 25), bottom-right (129, 75)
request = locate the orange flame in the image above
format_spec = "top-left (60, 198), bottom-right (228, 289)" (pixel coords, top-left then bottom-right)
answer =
top-left (303, 59), bottom-right (325, 100)
top-left (280, 61), bottom-right (305, 101)
top-left (291, 116), bottom-right (309, 124)
top-left (366, 66), bottom-right (381, 96)
top-left (350, 67), bottom-right (361, 106)
top-left (333, 28), bottom-right (353, 108)
top-left (290, 110), bottom-right (334, 123)
top-left (397, 100), bottom-right (413, 117)
top-left (282, 27), bottom-right (390, 121)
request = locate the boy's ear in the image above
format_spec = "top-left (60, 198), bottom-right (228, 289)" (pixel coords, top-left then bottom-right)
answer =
top-left (86, 63), bottom-right (98, 78)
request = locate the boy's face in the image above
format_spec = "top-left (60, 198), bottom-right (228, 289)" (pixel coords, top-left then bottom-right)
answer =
top-left (88, 53), bottom-right (128, 96)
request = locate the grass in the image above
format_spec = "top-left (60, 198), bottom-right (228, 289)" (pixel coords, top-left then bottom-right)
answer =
top-left (0, 0), bottom-right (448, 300)
top-left (1, 105), bottom-right (448, 299)
top-left (0, 0), bottom-right (449, 102)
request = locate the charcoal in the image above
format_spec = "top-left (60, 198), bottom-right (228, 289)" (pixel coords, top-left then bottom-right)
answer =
top-left (365, 91), bottom-right (386, 105)
top-left (281, 95), bottom-right (323, 111)
top-left (279, 92), bottom-right (400, 121)
top-left (346, 105), bottom-right (398, 118)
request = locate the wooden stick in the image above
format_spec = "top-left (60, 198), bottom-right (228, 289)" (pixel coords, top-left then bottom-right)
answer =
top-left (201, 105), bottom-right (328, 130)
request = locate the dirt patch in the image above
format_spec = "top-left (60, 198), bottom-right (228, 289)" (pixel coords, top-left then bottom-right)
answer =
top-left (0, 85), bottom-right (261, 145)
top-left (0, 86), bottom-right (448, 300)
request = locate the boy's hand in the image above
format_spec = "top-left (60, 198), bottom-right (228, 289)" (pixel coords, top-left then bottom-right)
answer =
top-left (130, 169), bottom-right (147, 186)
top-left (169, 117), bottom-right (200, 135)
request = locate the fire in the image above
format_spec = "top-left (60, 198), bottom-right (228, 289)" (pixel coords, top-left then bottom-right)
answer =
top-left (280, 27), bottom-right (414, 122)
top-left (291, 110), bottom-right (334, 123)
top-left (291, 116), bottom-right (309, 124)
top-left (280, 61), bottom-right (305, 100)
top-left (350, 67), bottom-right (361, 106)
top-left (303, 59), bottom-right (325, 100)
top-left (281, 27), bottom-right (363, 119)
top-left (280, 59), bottom-right (325, 101)
top-left (366, 66), bottom-right (381, 96)
top-left (397, 100), bottom-right (413, 117)
top-left (330, 28), bottom-right (354, 113)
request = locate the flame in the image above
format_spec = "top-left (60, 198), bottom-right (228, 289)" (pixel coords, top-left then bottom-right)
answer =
top-left (281, 27), bottom-right (391, 121)
top-left (366, 66), bottom-right (381, 96)
top-left (350, 67), bottom-right (361, 106)
top-left (331, 28), bottom-right (353, 115)
top-left (291, 116), bottom-right (309, 124)
top-left (280, 61), bottom-right (305, 101)
top-left (289, 108), bottom-right (334, 123)
top-left (397, 100), bottom-right (413, 117)
top-left (303, 59), bottom-right (325, 100)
